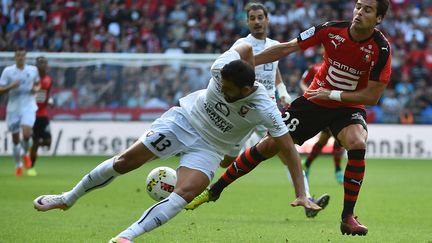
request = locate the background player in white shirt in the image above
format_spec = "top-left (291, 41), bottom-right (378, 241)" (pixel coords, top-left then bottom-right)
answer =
top-left (213, 2), bottom-right (329, 218)
top-left (33, 43), bottom-right (320, 243)
top-left (227, 2), bottom-right (291, 154)
top-left (0, 48), bottom-right (40, 176)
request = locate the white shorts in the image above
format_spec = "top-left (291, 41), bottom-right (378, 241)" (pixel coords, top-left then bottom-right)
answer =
top-left (139, 107), bottom-right (223, 181)
top-left (6, 108), bottom-right (36, 133)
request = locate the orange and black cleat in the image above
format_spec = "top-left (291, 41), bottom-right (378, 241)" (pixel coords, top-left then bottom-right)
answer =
top-left (23, 154), bottom-right (32, 169)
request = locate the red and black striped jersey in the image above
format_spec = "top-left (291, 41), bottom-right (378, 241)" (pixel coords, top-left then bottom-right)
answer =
top-left (35, 75), bottom-right (53, 117)
top-left (297, 21), bottom-right (392, 109)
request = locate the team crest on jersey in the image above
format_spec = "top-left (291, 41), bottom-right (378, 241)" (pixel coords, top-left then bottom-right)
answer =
top-left (360, 46), bottom-right (374, 63)
top-left (363, 54), bottom-right (371, 63)
top-left (238, 105), bottom-right (250, 117)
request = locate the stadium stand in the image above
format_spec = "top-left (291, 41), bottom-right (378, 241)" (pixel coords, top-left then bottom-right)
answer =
top-left (1, 0), bottom-right (432, 123)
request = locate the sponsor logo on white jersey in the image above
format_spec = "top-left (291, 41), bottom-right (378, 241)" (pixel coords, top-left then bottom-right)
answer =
top-left (204, 102), bottom-right (233, 133)
top-left (215, 102), bottom-right (230, 116)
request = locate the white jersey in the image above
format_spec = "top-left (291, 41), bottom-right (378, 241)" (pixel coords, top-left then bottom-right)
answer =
top-left (231, 34), bottom-right (280, 98)
top-left (179, 49), bottom-right (288, 155)
top-left (0, 64), bottom-right (39, 113)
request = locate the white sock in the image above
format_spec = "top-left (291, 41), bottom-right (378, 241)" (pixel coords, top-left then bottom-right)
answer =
top-left (284, 166), bottom-right (312, 199)
top-left (13, 144), bottom-right (22, 167)
top-left (117, 192), bottom-right (187, 240)
top-left (63, 157), bottom-right (120, 206)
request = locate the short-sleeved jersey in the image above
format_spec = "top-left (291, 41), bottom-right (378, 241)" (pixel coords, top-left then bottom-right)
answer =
top-left (179, 49), bottom-right (288, 155)
top-left (301, 63), bottom-right (322, 86)
top-left (0, 64), bottom-right (39, 113)
top-left (297, 21), bottom-right (392, 109)
top-left (35, 75), bottom-right (53, 117)
top-left (231, 34), bottom-right (280, 98)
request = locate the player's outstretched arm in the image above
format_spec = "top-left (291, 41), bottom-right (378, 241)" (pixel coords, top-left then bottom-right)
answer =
top-left (272, 133), bottom-right (321, 210)
top-left (233, 43), bottom-right (254, 67)
top-left (306, 81), bottom-right (387, 105)
top-left (254, 38), bottom-right (301, 66)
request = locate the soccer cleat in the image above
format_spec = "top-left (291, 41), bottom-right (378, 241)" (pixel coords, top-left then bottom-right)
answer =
top-left (108, 237), bottom-right (133, 243)
top-left (15, 167), bottom-right (23, 176)
top-left (23, 155), bottom-right (32, 169)
top-left (184, 188), bottom-right (219, 210)
top-left (335, 170), bottom-right (344, 184)
top-left (27, 168), bottom-right (38, 176)
top-left (33, 194), bottom-right (69, 211)
top-left (340, 215), bottom-right (368, 236)
top-left (305, 193), bottom-right (330, 218)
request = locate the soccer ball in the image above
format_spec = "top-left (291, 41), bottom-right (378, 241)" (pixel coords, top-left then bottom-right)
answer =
top-left (146, 166), bottom-right (177, 201)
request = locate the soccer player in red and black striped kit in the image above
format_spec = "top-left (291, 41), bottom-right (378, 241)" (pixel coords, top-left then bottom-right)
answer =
top-left (27, 56), bottom-right (53, 176)
top-left (190, 0), bottom-right (391, 236)
top-left (299, 62), bottom-right (346, 184)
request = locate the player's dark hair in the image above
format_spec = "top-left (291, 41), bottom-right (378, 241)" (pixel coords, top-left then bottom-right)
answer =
top-left (221, 60), bottom-right (255, 88)
top-left (245, 2), bottom-right (268, 18)
top-left (15, 47), bottom-right (26, 53)
top-left (36, 56), bottom-right (46, 62)
top-left (376, 0), bottom-right (389, 18)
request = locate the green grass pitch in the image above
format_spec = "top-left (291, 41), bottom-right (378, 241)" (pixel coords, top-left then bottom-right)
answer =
top-left (1, 155), bottom-right (431, 242)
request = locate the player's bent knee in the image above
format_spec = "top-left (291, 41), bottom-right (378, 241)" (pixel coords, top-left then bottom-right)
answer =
top-left (112, 156), bottom-right (137, 174)
top-left (344, 140), bottom-right (366, 150)
top-left (219, 155), bottom-right (235, 168)
top-left (257, 136), bottom-right (278, 158)
top-left (219, 161), bottom-right (231, 168)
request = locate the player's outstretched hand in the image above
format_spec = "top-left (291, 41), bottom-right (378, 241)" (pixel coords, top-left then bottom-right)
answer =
top-left (306, 87), bottom-right (331, 101)
top-left (290, 196), bottom-right (322, 211)
top-left (279, 94), bottom-right (292, 107)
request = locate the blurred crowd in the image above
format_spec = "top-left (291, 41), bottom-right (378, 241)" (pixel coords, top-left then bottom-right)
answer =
top-left (1, 0), bottom-right (432, 123)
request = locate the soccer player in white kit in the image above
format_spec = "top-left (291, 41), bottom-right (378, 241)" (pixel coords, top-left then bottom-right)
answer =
top-left (33, 43), bottom-right (320, 243)
top-left (227, 2), bottom-right (291, 154)
top-left (0, 48), bottom-right (40, 176)
top-left (212, 2), bottom-right (329, 218)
